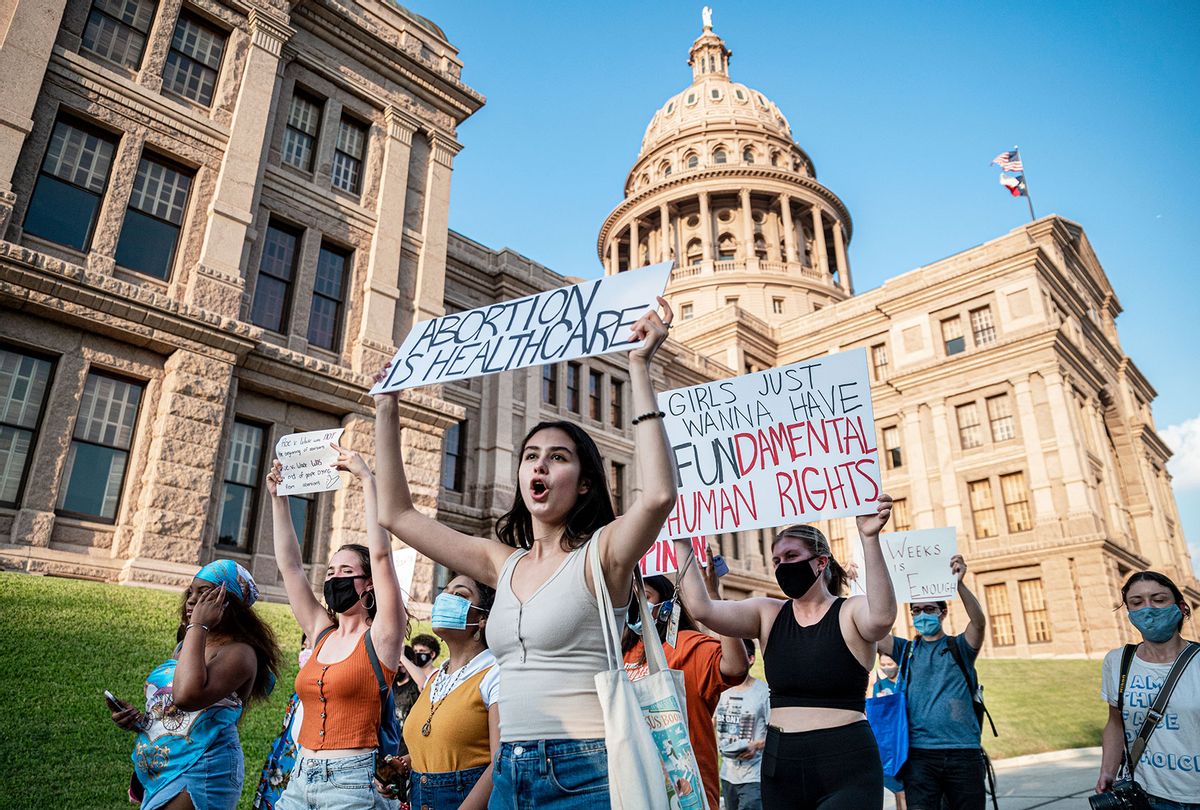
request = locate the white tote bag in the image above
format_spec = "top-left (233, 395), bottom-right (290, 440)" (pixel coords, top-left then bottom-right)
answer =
top-left (590, 538), bottom-right (709, 810)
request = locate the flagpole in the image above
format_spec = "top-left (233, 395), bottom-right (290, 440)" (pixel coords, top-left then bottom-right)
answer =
top-left (1015, 144), bottom-right (1036, 222)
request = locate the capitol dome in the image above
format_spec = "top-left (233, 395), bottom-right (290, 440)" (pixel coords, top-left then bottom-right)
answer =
top-left (597, 10), bottom-right (854, 368)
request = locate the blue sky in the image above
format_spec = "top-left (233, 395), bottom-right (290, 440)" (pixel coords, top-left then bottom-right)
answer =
top-left (404, 1), bottom-right (1200, 571)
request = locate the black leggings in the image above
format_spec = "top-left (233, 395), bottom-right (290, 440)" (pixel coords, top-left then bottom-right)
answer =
top-left (761, 720), bottom-right (883, 810)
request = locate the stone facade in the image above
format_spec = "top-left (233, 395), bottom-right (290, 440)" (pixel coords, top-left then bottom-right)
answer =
top-left (0, 6), bottom-right (1194, 657)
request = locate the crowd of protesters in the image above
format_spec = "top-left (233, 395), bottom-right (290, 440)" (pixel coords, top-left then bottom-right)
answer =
top-left (106, 299), bottom-right (1197, 809)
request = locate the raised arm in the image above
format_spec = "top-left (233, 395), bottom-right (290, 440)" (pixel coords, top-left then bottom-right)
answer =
top-left (373, 385), bottom-right (513, 587)
top-left (702, 549), bottom-right (752, 680)
top-left (671, 537), bottom-right (782, 645)
top-left (171, 584), bottom-right (258, 711)
top-left (333, 446), bottom-right (408, 666)
top-left (848, 494), bottom-right (897, 643)
top-left (599, 298), bottom-right (678, 595)
top-left (952, 554), bottom-right (987, 650)
top-left (267, 463), bottom-right (334, 641)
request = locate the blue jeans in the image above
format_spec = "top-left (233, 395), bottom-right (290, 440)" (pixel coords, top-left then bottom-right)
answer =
top-left (410, 764), bottom-right (487, 809)
top-left (489, 739), bottom-right (609, 809)
top-left (901, 748), bottom-right (984, 810)
top-left (721, 780), bottom-right (762, 810)
top-left (276, 752), bottom-right (398, 810)
top-left (1148, 796), bottom-right (1200, 810)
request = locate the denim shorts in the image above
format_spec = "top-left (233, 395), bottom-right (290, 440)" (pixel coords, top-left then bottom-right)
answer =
top-left (409, 764), bottom-right (487, 809)
top-left (142, 727), bottom-right (244, 810)
top-left (489, 739), bottom-right (610, 809)
top-left (276, 751), bottom-right (398, 810)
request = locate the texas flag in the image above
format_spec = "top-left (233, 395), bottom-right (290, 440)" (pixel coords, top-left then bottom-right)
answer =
top-left (1000, 173), bottom-right (1027, 197)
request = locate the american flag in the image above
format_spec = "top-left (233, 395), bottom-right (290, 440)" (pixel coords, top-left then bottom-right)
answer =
top-left (991, 150), bottom-right (1023, 172)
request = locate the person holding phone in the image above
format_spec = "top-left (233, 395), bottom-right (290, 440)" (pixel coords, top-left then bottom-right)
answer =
top-left (109, 559), bottom-right (280, 810)
top-left (267, 445), bottom-right (408, 810)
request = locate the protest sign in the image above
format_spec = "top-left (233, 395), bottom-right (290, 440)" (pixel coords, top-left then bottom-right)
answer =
top-left (659, 349), bottom-right (880, 540)
top-left (370, 262), bottom-right (672, 393)
top-left (276, 428), bottom-right (344, 495)
top-left (392, 547), bottom-right (417, 597)
top-left (847, 527), bottom-right (959, 602)
top-left (639, 536), bottom-right (709, 577)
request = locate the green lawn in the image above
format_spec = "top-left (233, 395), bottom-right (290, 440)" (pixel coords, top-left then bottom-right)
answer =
top-left (0, 573), bottom-right (1103, 808)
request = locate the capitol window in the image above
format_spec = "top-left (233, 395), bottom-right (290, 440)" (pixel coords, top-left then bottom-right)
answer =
top-left (81, 0), bottom-right (156, 70)
top-left (743, 147), bottom-right (755, 164)
top-left (686, 153), bottom-right (699, 169)
top-left (686, 92), bottom-right (697, 105)
top-left (162, 11), bottom-right (227, 108)
top-left (660, 161), bottom-right (672, 176)
top-left (713, 149), bottom-right (727, 164)
top-left (735, 88), bottom-right (747, 101)
top-left (710, 88), bottom-right (721, 100)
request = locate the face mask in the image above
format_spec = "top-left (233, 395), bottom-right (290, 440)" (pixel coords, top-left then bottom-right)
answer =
top-left (431, 592), bottom-right (484, 630)
top-left (775, 559), bottom-right (820, 599)
top-left (1129, 605), bottom-right (1182, 643)
top-left (413, 651), bottom-right (434, 667)
top-left (323, 575), bottom-right (367, 614)
top-left (913, 613), bottom-right (942, 636)
top-left (297, 649), bottom-right (312, 669)
top-left (627, 601), bottom-right (663, 637)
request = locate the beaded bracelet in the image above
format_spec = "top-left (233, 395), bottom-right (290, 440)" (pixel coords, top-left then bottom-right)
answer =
top-left (186, 623), bottom-right (210, 633)
top-left (631, 410), bottom-right (666, 425)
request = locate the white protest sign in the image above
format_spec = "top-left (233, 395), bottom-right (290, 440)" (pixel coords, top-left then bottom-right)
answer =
top-left (847, 527), bottom-right (959, 602)
top-left (639, 536), bottom-right (710, 577)
top-left (392, 547), bottom-right (417, 597)
top-left (276, 428), bottom-right (344, 495)
top-left (659, 349), bottom-right (880, 540)
top-left (370, 262), bottom-right (672, 393)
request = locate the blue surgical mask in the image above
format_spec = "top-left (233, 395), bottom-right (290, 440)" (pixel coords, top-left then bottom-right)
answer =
top-left (913, 613), bottom-right (942, 637)
top-left (431, 592), bottom-right (485, 630)
top-left (628, 601), bottom-right (664, 637)
top-left (1128, 605), bottom-right (1182, 643)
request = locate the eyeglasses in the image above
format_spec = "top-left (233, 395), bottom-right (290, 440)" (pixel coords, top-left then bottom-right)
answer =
top-left (910, 605), bottom-right (942, 615)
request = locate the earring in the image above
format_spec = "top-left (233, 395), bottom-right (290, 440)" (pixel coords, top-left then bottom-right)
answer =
top-left (362, 591), bottom-right (376, 611)
top-left (473, 628), bottom-right (482, 642)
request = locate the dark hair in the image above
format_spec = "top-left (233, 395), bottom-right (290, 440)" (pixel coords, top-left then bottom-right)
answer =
top-left (411, 633), bottom-right (442, 658)
top-left (176, 590), bottom-right (281, 704)
top-left (326, 543), bottom-right (378, 621)
top-left (621, 578), bottom-right (700, 655)
top-left (1121, 571), bottom-right (1190, 632)
top-left (742, 638), bottom-right (756, 659)
top-left (772, 525), bottom-right (848, 596)
top-left (496, 421), bottom-right (615, 551)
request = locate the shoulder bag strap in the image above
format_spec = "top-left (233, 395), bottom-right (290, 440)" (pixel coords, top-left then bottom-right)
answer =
top-left (588, 530), bottom-right (624, 671)
top-left (1117, 643), bottom-right (1137, 715)
top-left (633, 569), bottom-right (672, 676)
top-left (363, 628), bottom-right (389, 693)
top-left (901, 637), bottom-right (917, 694)
top-left (1128, 642), bottom-right (1200, 775)
top-left (946, 636), bottom-right (997, 737)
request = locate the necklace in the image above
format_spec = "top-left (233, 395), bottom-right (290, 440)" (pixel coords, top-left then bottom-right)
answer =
top-left (420, 653), bottom-right (483, 736)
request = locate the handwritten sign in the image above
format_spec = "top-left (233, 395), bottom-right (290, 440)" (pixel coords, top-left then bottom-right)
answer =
top-left (370, 263), bottom-right (672, 393)
top-left (392, 547), bottom-right (417, 597)
top-left (880, 528), bottom-right (958, 602)
top-left (276, 429), bottom-right (344, 495)
top-left (639, 536), bottom-right (709, 577)
top-left (659, 349), bottom-right (880, 540)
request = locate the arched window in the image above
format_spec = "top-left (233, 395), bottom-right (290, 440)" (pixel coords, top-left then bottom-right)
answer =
top-left (686, 153), bottom-right (699, 169)
top-left (686, 238), bottom-right (703, 266)
top-left (640, 173), bottom-right (650, 188)
top-left (770, 151), bottom-right (780, 166)
top-left (714, 149), bottom-right (727, 165)
top-left (660, 161), bottom-right (672, 177)
top-left (717, 233), bottom-right (736, 260)
top-left (743, 147), bottom-right (755, 164)
top-left (754, 235), bottom-right (768, 259)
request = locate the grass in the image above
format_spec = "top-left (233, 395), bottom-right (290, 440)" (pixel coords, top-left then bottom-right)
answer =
top-left (0, 573), bottom-right (1103, 808)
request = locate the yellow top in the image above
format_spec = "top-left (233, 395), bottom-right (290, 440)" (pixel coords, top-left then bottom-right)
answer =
top-left (403, 665), bottom-right (494, 773)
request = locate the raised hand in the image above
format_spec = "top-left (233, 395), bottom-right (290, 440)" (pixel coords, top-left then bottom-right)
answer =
top-left (372, 363), bottom-right (400, 406)
top-left (628, 296), bottom-right (674, 363)
top-left (265, 459), bottom-right (284, 498)
top-left (856, 493), bottom-right (893, 539)
top-left (331, 444), bottom-right (371, 479)
top-left (190, 583), bottom-right (227, 629)
top-left (950, 553), bottom-right (967, 582)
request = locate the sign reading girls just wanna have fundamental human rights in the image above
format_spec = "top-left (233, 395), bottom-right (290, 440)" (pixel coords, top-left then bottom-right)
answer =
top-left (370, 263), bottom-right (672, 393)
top-left (658, 349), bottom-right (881, 539)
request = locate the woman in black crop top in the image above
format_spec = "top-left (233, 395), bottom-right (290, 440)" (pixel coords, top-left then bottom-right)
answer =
top-left (673, 495), bottom-right (898, 810)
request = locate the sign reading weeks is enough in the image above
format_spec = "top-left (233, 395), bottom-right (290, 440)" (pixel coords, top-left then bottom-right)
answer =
top-left (370, 263), bottom-right (672, 393)
top-left (879, 528), bottom-right (959, 603)
top-left (659, 349), bottom-right (881, 540)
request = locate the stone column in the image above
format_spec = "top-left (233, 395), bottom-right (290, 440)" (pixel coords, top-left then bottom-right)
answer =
top-left (189, 10), bottom-right (295, 318)
top-left (1044, 370), bottom-right (1093, 514)
top-left (605, 239), bottom-right (615, 274)
top-left (812, 206), bottom-right (829, 276)
top-left (1012, 377), bottom-right (1055, 521)
top-left (699, 191), bottom-right (712, 261)
top-left (833, 220), bottom-right (851, 294)
top-left (351, 107), bottom-right (417, 374)
top-left (479, 371), bottom-right (516, 513)
top-left (629, 218), bottom-right (640, 270)
top-left (928, 401), bottom-right (963, 530)
top-left (902, 408), bottom-right (934, 527)
top-left (659, 203), bottom-right (671, 262)
top-left (739, 187), bottom-right (754, 260)
top-left (0, 0), bottom-right (70, 232)
top-left (412, 133), bottom-right (462, 323)
top-left (780, 194), bottom-right (797, 263)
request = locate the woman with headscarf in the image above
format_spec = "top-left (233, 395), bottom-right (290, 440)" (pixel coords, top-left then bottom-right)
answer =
top-left (108, 559), bottom-right (281, 810)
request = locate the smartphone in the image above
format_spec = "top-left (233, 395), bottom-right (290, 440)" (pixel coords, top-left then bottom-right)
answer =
top-left (712, 554), bottom-right (730, 578)
top-left (104, 690), bottom-right (125, 711)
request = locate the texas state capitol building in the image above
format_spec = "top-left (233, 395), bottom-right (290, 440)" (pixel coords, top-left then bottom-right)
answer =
top-left (0, 2), bottom-right (1193, 658)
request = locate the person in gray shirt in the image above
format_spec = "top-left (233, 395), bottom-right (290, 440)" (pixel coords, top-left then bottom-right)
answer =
top-left (715, 640), bottom-right (771, 810)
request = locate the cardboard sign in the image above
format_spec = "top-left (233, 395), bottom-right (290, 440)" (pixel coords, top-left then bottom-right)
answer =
top-left (391, 547), bottom-right (417, 598)
top-left (847, 527), bottom-right (959, 602)
top-left (276, 429), bottom-right (344, 495)
top-left (370, 263), bottom-right (672, 393)
top-left (659, 349), bottom-right (880, 540)
top-left (639, 536), bottom-right (709, 577)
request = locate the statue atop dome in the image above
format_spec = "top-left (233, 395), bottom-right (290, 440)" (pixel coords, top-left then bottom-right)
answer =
top-left (702, 6), bottom-right (713, 30)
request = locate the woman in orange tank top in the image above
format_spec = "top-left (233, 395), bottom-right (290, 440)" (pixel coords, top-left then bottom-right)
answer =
top-left (266, 446), bottom-right (408, 810)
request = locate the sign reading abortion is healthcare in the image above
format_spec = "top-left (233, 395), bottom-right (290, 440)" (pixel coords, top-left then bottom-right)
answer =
top-left (370, 263), bottom-right (672, 393)
top-left (659, 349), bottom-right (881, 540)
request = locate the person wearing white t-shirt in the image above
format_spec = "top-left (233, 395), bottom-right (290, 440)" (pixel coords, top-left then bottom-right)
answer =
top-left (1097, 571), bottom-right (1200, 810)
top-left (715, 639), bottom-right (770, 810)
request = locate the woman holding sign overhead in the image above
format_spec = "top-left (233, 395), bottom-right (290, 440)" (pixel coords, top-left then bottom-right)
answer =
top-left (672, 510), bottom-right (897, 810)
top-left (374, 297), bottom-right (676, 809)
top-left (266, 445), bottom-right (408, 810)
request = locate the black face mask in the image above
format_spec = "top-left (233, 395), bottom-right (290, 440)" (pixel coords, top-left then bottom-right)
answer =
top-left (413, 652), bottom-right (434, 667)
top-left (774, 559), bottom-right (820, 599)
top-left (324, 575), bottom-right (367, 614)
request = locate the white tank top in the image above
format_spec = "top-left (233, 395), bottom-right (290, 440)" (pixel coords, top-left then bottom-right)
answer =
top-left (487, 531), bottom-right (628, 742)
